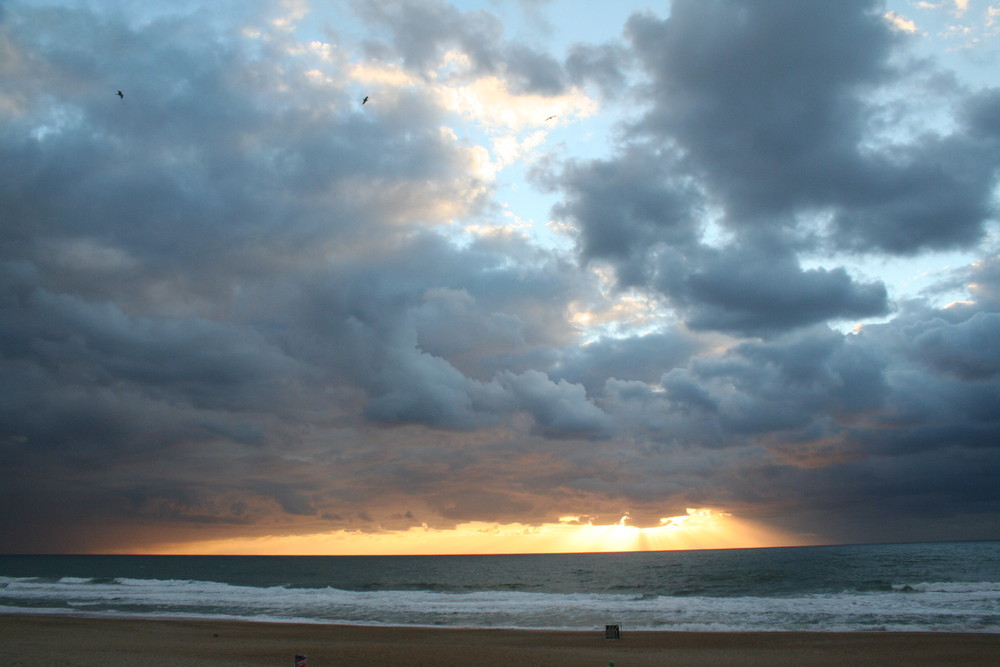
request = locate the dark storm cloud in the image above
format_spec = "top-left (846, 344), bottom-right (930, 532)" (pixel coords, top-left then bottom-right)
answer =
top-left (565, 42), bottom-right (632, 99)
top-left (591, 300), bottom-right (1000, 536)
top-left (0, 1), bottom-right (601, 548)
top-left (621, 0), bottom-right (998, 254)
top-left (669, 237), bottom-right (891, 335)
top-left (625, 0), bottom-right (895, 216)
top-left (550, 0), bottom-right (996, 338)
top-left (598, 325), bottom-right (891, 452)
top-left (552, 144), bottom-right (702, 285)
top-left (0, 273), bottom-right (302, 412)
top-left (552, 329), bottom-right (708, 394)
top-left (272, 230), bottom-right (603, 433)
top-left (0, 0), bottom-right (623, 552)
top-left (1, 0), bottom-right (998, 552)
top-left (588, 242), bottom-right (999, 530)
top-left (963, 87), bottom-right (1000, 139)
top-left (550, 147), bottom-right (891, 334)
top-left (910, 311), bottom-right (1000, 381)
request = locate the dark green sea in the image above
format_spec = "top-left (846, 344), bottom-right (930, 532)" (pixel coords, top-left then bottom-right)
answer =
top-left (2, 541), bottom-right (998, 631)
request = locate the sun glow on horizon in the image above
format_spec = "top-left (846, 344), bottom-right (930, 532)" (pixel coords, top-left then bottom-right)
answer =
top-left (141, 509), bottom-right (815, 556)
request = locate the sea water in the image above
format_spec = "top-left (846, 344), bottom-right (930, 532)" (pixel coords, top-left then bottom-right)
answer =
top-left (1, 541), bottom-right (998, 632)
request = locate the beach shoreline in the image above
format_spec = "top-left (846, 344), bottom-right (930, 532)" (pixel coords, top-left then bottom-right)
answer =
top-left (2, 614), bottom-right (999, 666)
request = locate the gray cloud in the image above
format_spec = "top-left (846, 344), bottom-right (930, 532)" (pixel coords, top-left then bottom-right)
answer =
top-left (548, 0), bottom-right (995, 339)
top-left (552, 145), bottom-right (702, 283)
top-left (0, 0), bottom-right (998, 552)
top-left (964, 88), bottom-right (1000, 139)
top-left (621, 0), bottom-right (997, 254)
top-left (352, 0), bottom-right (568, 94)
top-left (565, 42), bottom-right (632, 99)
top-left (552, 329), bottom-right (708, 394)
top-left (673, 239), bottom-right (891, 335)
top-left (550, 148), bottom-right (892, 334)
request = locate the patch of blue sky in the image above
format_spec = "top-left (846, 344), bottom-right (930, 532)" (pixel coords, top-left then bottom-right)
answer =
top-left (886, 0), bottom-right (1000, 87)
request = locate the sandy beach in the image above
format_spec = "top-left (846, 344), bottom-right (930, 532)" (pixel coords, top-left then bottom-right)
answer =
top-left (1, 615), bottom-right (998, 666)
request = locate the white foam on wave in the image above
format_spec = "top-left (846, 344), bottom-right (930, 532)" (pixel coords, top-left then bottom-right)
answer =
top-left (893, 581), bottom-right (1000, 594)
top-left (2, 576), bottom-right (998, 633)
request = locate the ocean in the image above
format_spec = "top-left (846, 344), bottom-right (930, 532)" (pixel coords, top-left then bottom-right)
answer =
top-left (2, 541), bottom-right (998, 633)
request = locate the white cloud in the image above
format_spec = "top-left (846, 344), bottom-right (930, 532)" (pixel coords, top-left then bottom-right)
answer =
top-left (885, 10), bottom-right (920, 32)
top-left (435, 75), bottom-right (596, 132)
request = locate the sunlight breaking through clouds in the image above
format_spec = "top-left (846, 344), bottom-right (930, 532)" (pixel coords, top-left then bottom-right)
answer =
top-left (150, 509), bottom-right (810, 556)
top-left (1, 0), bottom-right (998, 555)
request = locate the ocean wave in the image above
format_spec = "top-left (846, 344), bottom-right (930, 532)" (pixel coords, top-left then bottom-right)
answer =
top-left (1, 575), bottom-right (998, 633)
top-left (892, 581), bottom-right (1000, 594)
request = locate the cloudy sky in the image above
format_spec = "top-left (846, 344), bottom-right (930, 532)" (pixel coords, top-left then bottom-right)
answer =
top-left (2, 0), bottom-right (998, 555)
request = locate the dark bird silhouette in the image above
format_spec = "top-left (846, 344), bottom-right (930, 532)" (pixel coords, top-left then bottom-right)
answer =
top-left (362, 96), bottom-right (369, 105)
top-left (545, 115), bottom-right (556, 121)
top-left (117, 90), bottom-right (124, 99)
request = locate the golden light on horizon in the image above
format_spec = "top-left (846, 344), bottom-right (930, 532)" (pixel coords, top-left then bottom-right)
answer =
top-left (143, 508), bottom-right (813, 556)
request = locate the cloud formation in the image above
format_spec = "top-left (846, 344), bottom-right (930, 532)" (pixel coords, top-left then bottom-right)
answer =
top-left (1, 0), bottom-right (997, 552)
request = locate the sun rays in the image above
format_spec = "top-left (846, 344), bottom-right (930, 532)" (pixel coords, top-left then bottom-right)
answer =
top-left (147, 509), bottom-right (810, 556)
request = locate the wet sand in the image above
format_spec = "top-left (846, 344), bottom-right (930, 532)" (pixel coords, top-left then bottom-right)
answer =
top-left (2, 614), bottom-right (999, 666)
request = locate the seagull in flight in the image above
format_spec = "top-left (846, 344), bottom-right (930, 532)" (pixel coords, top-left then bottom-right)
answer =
top-left (117, 90), bottom-right (124, 99)
top-left (545, 115), bottom-right (556, 121)
top-left (362, 96), bottom-right (369, 105)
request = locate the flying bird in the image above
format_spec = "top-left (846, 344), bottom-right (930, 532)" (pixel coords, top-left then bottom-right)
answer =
top-left (362, 96), bottom-right (369, 105)
top-left (117, 90), bottom-right (124, 99)
top-left (545, 115), bottom-right (556, 121)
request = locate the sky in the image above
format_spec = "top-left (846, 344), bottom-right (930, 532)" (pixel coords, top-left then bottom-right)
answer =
top-left (1, 0), bottom-right (998, 555)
